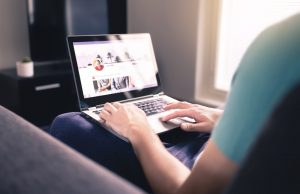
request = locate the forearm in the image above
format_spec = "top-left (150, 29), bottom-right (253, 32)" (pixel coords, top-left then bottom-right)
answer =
top-left (131, 131), bottom-right (237, 194)
top-left (130, 129), bottom-right (190, 194)
top-left (177, 140), bottom-right (238, 194)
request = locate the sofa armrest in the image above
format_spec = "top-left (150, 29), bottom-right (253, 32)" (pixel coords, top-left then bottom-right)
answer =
top-left (0, 106), bottom-right (145, 194)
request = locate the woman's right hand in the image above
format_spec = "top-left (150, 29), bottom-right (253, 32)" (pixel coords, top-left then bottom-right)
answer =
top-left (161, 101), bottom-right (223, 133)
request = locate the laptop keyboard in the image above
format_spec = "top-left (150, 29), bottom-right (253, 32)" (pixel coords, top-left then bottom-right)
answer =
top-left (134, 98), bottom-right (167, 116)
top-left (92, 98), bottom-right (168, 116)
top-left (93, 110), bottom-right (101, 114)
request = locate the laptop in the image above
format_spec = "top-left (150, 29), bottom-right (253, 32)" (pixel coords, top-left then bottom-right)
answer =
top-left (67, 33), bottom-right (187, 141)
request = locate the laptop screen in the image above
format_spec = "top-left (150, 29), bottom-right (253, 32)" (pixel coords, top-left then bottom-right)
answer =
top-left (67, 34), bottom-right (163, 109)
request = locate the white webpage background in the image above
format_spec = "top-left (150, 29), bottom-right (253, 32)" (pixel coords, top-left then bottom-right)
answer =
top-left (73, 39), bottom-right (158, 98)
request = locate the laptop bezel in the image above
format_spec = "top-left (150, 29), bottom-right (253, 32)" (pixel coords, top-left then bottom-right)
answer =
top-left (67, 33), bottom-right (163, 110)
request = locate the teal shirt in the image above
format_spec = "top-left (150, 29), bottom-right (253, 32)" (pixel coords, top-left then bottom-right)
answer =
top-left (211, 14), bottom-right (300, 163)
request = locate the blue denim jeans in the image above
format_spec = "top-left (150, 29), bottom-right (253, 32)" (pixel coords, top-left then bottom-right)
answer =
top-left (49, 112), bottom-right (209, 193)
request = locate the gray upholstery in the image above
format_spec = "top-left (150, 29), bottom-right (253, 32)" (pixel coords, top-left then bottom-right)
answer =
top-left (0, 106), bottom-right (145, 194)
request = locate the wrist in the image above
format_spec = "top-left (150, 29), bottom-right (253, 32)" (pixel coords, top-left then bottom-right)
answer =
top-left (210, 108), bottom-right (223, 122)
top-left (128, 124), bottom-right (158, 147)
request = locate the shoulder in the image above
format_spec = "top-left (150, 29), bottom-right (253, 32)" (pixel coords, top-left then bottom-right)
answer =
top-left (212, 14), bottom-right (300, 163)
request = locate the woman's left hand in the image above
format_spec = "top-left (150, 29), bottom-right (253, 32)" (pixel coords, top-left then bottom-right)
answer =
top-left (99, 102), bottom-right (154, 142)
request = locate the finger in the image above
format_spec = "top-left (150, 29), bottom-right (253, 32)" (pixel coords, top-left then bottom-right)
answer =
top-left (98, 118), bottom-right (105, 124)
top-left (161, 109), bottom-right (196, 121)
top-left (112, 102), bottom-right (122, 109)
top-left (103, 103), bottom-right (117, 113)
top-left (99, 110), bottom-right (113, 129)
top-left (99, 109), bottom-right (111, 121)
top-left (164, 101), bottom-right (192, 110)
top-left (180, 122), bottom-right (210, 132)
top-left (100, 117), bottom-right (111, 128)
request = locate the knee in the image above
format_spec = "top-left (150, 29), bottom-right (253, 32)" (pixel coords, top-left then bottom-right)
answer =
top-left (49, 112), bottom-right (108, 144)
top-left (49, 112), bottom-right (85, 139)
top-left (49, 112), bottom-right (131, 151)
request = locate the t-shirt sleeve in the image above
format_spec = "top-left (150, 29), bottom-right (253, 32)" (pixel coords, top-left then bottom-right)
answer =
top-left (211, 14), bottom-right (300, 163)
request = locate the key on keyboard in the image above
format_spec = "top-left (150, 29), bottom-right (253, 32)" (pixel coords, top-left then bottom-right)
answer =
top-left (134, 98), bottom-right (168, 116)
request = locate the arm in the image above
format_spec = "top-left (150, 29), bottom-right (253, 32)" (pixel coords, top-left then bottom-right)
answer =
top-left (100, 102), bottom-right (236, 194)
top-left (132, 134), bottom-right (237, 194)
top-left (176, 139), bottom-right (237, 194)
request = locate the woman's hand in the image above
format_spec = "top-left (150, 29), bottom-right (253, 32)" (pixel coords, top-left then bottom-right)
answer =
top-left (161, 101), bottom-right (223, 133)
top-left (99, 102), bottom-right (154, 142)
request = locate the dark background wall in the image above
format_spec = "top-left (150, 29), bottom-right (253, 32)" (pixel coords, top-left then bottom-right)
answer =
top-left (0, 0), bottom-right (200, 102)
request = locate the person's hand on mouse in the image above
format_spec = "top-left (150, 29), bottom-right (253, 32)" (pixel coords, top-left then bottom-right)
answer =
top-left (161, 101), bottom-right (223, 133)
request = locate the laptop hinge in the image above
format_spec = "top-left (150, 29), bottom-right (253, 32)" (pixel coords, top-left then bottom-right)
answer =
top-left (154, 92), bottom-right (164, 97)
top-left (118, 93), bottom-right (163, 104)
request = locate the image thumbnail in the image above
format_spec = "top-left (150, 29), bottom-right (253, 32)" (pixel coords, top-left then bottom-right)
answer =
top-left (93, 78), bottom-right (112, 93)
top-left (111, 76), bottom-right (135, 90)
top-left (92, 55), bottom-right (104, 71)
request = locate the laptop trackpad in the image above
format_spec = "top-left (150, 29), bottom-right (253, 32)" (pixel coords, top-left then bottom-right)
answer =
top-left (147, 115), bottom-right (180, 134)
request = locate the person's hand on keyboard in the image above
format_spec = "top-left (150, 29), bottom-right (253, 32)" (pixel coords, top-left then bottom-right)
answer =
top-left (99, 102), bottom-right (156, 143)
top-left (160, 101), bottom-right (223, 133)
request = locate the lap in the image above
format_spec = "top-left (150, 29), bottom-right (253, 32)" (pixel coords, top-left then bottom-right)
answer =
top-left (50, 112), bottom-right (209, 192)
